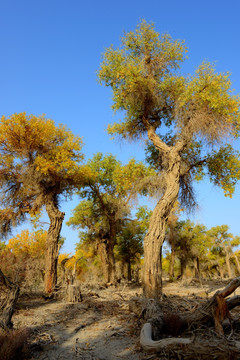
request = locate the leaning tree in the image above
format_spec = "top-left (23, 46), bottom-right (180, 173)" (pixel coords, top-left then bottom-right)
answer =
top-left (0, 113), bottom-right (90, 293)
top-left (98, 20), bottom-right (240, 298)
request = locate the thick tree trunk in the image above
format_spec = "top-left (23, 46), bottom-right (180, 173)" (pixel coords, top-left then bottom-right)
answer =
top-left (0, 269), bottom-right (20, 329)
top-left (225, 252), bottom-right (233, 278)
top-left (218, 264), bottom-right (224, 279)
top-left (45, 201), bottom-right (65, 294)
top-left (127, 260), bottom-right (132, 281)
top-left (234, 255), bottom-right (240, 274)
top-left (193, 257), bottom-right (201, 280)
top-left (169, 247), bottom-right (175, 280)
top-left (97, 239), bottom-right (116, 283)
top-left (179, 257), bottom-right (187, 279)
top-left (143, 150), bottom-right (181, 299)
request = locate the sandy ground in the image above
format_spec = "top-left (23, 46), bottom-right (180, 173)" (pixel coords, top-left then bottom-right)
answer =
top-left (12, 280), bottom-right (240, 360)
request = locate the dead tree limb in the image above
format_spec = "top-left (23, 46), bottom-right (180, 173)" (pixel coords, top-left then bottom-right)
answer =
top-left (140, 277), bottom-right (240, 352)
top-left (0, 268), bottom-right (20, 329)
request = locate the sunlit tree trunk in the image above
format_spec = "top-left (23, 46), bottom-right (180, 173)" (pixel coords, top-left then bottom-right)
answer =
top-left (234, 255), bottom-right (240, 274)
top-left (218, 264), bottom-right (224, 279)
top-left (97, 225), bottom-right (116, 284)
top-left (143, 149), bottom-right (181, 299)
top-left (169, 246), bottom-right (176, 280)
top-left (97, 240), bottom-right (109, 282)
top-left (45, 200), bottom-right (65, 294)
top-left (193, 257), bottom-right (201, 280)
top-left (225, 252), bottom-right (233, 278)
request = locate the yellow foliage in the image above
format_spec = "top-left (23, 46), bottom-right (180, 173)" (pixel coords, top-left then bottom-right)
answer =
top-left (0, 112), bottom-right (90, 184)
top-left (7, 229), bottom-right (47, 258)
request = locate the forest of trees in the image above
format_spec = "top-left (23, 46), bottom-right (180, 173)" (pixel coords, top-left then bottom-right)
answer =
top-left (0, 20), bottom-right (240, 308)
top-left (1, 214), bottom-right (240, 293)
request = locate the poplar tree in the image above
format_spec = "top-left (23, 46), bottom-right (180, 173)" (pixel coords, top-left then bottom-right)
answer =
top-left (98, 21), bottom-right (240, 298)
top-left (0, 113), bottom-right (90, 293)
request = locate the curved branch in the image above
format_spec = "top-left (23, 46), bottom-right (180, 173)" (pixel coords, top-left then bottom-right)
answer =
top-left (140, 323), bottom-right (192, 351)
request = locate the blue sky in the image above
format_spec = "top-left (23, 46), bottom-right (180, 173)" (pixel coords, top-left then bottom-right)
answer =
top-left (0, 0), bottom-right (240, 253)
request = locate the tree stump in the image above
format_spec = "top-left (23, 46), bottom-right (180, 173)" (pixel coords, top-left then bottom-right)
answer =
top-left (66, 285), bottom-right (82, 303)
top-left (0, 268), bottom-right (20, 329)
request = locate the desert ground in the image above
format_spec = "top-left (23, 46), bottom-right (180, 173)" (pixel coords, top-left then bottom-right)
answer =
top-left (12, 280), bottom-right (240, 360)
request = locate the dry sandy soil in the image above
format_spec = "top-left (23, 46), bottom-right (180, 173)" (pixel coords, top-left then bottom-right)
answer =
top-left (12, 280), bottom-right (240, 360)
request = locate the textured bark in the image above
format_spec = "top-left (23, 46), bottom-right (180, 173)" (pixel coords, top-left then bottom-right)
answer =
top-left (234, 255), bottom-right (240, 274)
top-left (0, 269), bottom-right (20, 329)
top-left (169, 247), bottom-right (175, 280)
top-left (143, 149), bottom-right (182, 299)
top-left (127, 260), bottom-right (132, 281)
top-left (67, 285), bottom-right (82, 303)
top-left (193, 257), bottom-right (201, 280)
top-left (97, 239), bottom-right (116, 283)
top-left (45, 201), bottom-right (65, 294)
top-left (218, 263), bottom-right (224, 279)
top-left (179, 258), bottom-right (187, 279)
top-left (225, 251), bottom-right (233, 278)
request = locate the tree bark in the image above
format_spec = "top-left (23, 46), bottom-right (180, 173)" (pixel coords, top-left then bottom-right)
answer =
top-left (143, 149), bottom-right (182, 299)
top-left (0, 269), bottom-right (20, 329)
top-left (179, 257), bottom-right (187, 279)
top-left (193, 257), bottom-right (201, 280)
top-left (225, 251), bottom-right (233, 278)
top-left (97, 239), bottom-right (116, 283)
top-left (234, 255), bottom-right (240, 274)
top-left (169, 246), bottom-right (175, 280)
top-left (127, 260), bottom-right (132, 281)
top-left (45, 200), bottom-right (65, 294)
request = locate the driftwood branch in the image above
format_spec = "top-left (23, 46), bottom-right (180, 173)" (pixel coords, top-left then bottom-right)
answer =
top-left (140, 323), bottom-right (192, 351)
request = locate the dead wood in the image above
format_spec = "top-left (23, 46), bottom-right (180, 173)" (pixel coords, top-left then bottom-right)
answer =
top-left (140, 276), bottom-right (240, 353)
top-left (183, 276), bottom-right (240, 331)
top-left (66, 285), bottom-right (82, 303)
top-left (0, 268), bottom-right (20, 329)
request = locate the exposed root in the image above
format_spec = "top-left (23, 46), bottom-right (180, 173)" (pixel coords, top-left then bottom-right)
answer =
top-left (140, 323), bottom-right (192, 351)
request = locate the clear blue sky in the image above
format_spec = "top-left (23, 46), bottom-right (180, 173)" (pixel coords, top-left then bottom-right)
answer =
top-left (1, 0), bottom-right (240, 253)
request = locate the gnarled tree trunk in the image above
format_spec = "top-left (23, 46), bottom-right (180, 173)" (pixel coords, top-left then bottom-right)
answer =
top-left (0, 269), bottom-right (20, 329)
top-left (143, 149), bottom-right (181, 299)
top-left (225, 251), bottom-right (233, 278)
top-left (45, 200), bottom-right (65, 294)
top-left (97, 239), bottom-right (115, 283)
top-left (169, 246), bottom-right (175, 280)
top-left (193, 257), bottom-right (201, 280)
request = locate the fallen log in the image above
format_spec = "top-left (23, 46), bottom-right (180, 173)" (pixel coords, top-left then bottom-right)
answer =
top-left (0, 268), bottom-right (20, 329)
top-left (140, 276), bottom-right (240, 352)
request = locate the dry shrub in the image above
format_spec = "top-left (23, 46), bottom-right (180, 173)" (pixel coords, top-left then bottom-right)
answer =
top-left (0, 328), bottom-right (31, 360)
top-left (0, 249), bottom-right (44, 291)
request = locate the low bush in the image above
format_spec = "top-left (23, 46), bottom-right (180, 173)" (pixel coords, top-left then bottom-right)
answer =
top-left (0, 328), bottom-right (31, 360)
